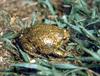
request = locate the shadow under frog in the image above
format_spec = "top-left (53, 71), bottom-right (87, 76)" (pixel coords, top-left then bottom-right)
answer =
top-left (14, 24), bottom-right (70, 62)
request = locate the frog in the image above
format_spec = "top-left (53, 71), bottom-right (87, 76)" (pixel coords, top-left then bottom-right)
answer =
top-left (15, 24), bottom-right (70, 59)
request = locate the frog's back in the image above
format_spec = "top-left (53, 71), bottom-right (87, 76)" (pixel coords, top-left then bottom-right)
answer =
top-left (26, 25), bottom-right (64, 46)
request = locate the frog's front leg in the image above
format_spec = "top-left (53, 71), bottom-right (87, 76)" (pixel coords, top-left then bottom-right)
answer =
top-left (52, 48), bottom-right (68, 58)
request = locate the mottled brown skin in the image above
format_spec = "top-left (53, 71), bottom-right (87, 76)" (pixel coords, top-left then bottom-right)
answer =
top-left (18, 24), bottom-right (70, 58)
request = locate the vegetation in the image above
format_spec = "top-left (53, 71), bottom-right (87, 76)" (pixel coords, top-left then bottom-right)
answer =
top-left (0, 0), bottom-right (100, 76)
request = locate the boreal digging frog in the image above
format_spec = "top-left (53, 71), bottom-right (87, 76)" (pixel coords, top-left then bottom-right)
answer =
top-left (16, 24), bottom-right (70, 59)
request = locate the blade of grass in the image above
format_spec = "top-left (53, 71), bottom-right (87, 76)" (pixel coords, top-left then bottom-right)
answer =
top-left (38, 0), bottom-right (56, 15)
top-left (52, 63), bottom-right (86, 70)
top-left (16, 44), bottom-right (30, 62)
top-left (74, 39), bottom-right (100, 61)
